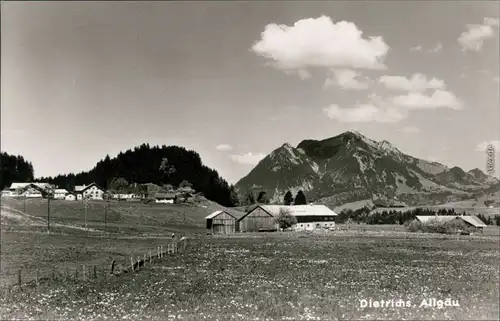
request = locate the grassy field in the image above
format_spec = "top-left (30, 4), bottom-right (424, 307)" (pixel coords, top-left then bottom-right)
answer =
top-left (1, 197), bottom-right (229, 234)
top-left (0, 233), bottom-right (498, 320)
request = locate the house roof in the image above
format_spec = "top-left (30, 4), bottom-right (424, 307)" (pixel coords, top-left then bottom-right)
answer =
top-left (459, 216), bottom-right (488, 227)
top-left (416, 215), bottom-right (487, 228)
top-left (206, 210), bottom-right (237, 219)
top-left (54, 189), bottom-right (68, 193)
top-left (10, 182), bottom-right (51, 190)
top-left (257, 204), bottom-right (338, 217)
top-left (75, 183), bottom-right (105, 192)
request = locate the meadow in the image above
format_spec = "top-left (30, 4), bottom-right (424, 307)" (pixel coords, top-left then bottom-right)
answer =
top-left (1, 232), bottom-right (499, 320)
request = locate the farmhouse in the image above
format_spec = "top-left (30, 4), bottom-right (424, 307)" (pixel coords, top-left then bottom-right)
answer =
top-left (206, 210), bottom-right (239, 234)
top-left (5, 182), bottom-right (52, 198)
top-left (238, 204), bottom-right (338, 232)
top-left (154, 192), bottom-right (176, 204)
top-left (53, 189), bottom-right (69, 200)
top-left (416, 215), bottom-right (487, 233)
top-left (65, 192), bottom-right (77, 201)
top-left (74, 183), bottom-right (106, 200)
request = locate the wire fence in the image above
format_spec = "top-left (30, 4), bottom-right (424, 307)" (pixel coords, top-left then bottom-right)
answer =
top-left (8, 237), bottom-right (189, 289)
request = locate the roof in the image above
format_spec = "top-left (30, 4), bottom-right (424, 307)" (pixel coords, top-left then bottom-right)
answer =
top-left (258, 204), bottom-right (338, 217)
top-left (205, 210), bottom-right (237, 219)
top-left (10, 182), bottom-right (51, 190)
top-left (416, 215), bottom-right (487, 227)
top-left (459, 216), bottom-right (487, 227)
top-left (75, 183), bottom-right (105, 192)
top-left (54, 189), bottom-right (68, 193)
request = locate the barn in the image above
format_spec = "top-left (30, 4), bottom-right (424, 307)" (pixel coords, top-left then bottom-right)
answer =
top-left (238, 204), bottom-right (338, 232)
top-left (206, 210), bottom-right (238, 234)
top-left (416, 215), bottom-right (487, 234)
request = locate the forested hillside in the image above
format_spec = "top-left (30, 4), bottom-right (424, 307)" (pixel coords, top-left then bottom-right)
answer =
top-left (0, 152), bottom-right (35, 190)
top-left (35, 143), bottom-right (238, 206)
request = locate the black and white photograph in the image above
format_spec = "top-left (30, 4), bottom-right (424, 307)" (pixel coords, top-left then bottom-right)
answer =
top-left (1, 1), bottom-right (499, 320)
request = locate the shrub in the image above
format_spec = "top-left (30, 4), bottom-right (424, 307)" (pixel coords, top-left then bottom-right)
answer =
top-left (275, 208), bottom-right (297, 230)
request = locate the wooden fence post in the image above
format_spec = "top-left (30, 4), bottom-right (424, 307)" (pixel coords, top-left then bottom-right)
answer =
top-left (83, 265), bottom-right (86, 281)
top-left (52, 267), bottom-right (56, 280)
top-left (35, 269), bottom-right (39, 288)
top-left (130, 257), bottom-right (134, 272)
top-left (157, 246), bottom-right (160, 259)
top-left (18, 269), bottom-right (21, 286)
top-left (149, 250), bottom-right (152, 263)
top-left (161, 246), bottom-right (163, 258)
top-left (93, 265), bottom-right (97, 279)
top-left (137, 256), bottom-right (141, 271)
top-left (75, 268), bottom-right (79, 280)
top-left (143, 253), bottom-right (147, 266)
top-left (110, 259), bottom-right (116, 274)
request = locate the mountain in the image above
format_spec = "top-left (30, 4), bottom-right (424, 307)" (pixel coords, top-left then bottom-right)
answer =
top-left (235, 131), bottom-right (499, 207)
top-left (35, 144), bottom-right (238, 206)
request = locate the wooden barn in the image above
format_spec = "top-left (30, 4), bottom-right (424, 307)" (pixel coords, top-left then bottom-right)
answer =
top-left (206, 210), bottom-right (238, 234)
top-left (238, 205), bottom-right (278, 232)
top-left (416, 215), bottom-right (487, 234)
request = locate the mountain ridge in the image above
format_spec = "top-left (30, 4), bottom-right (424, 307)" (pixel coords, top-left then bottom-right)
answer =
top-left (235, 131), bottom-right (499, 207)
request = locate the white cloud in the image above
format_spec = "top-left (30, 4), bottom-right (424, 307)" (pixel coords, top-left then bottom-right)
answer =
top-left (484, 17), bottom-right (500, 27)
top-left (324, 68), bottom-right (372, 90)
top-left (410, 45), bottom-right (423, 52)
top-left (379, 73), bottom-right (445, 92)
top-left (428, 42), bottom-right (443, 53)
top-left (323, 102), bottom-right (406, 123)
top-left (475, 140), bottom-right (500, 152)
top-left (392, 90), bottom-right (463, 110)
top-left (458, 23), bottom-right (496, 52)
top-left (215, 144), bottom-right (233, 151)
top-left (400, 126), bottom-right (420, 134)
top-left (252, 16), bottom-right (389, 77)
top-left (230, 152), bottom-right (266, 165)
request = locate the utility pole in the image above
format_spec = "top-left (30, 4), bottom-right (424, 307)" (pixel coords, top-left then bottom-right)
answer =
top-left (84, 197), bottom-right (89, 234)
top-left (47, 191), bottom-right (51, 235)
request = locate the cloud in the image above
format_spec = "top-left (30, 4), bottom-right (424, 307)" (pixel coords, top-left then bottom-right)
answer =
top-left (324, 68), bottom-right (372, 90)
top-left (379, 73), bottom-right (445, 92)
top-left (458, 18), bottom-right (498, 52)
top-left (484, 17), bottom-right (500, 27)
top-left (215, 144), bottom-right (233, 151)
top-left (252, 16), bottom-right (389, 77)
top-left (410, 43), bottom-right (442, 53)
top-left (323, 100), bottom-right (406, 124)
top-left (428, 42), bottom-right (443, 53)
top-left (475, 140), bottom-right (500, 152)
top-left (391, 90), bottom-right (463, 110)
top-left (229, 152), bottom-right (266, 165)
top-left (410, 45), bottom-right (423, 52)
top-left (400, 126), bottom-right (420, 134)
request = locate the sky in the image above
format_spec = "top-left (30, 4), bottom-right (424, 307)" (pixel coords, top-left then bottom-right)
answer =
top-left (1, 1), bottom-right (500, 184)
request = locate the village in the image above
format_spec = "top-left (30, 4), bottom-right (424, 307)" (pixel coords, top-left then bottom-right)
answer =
top-left (1, 180), bottom-right (489, 235)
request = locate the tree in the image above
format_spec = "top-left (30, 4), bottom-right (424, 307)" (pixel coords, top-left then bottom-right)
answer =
top-left (109, 177), bottom-right (129, 194)
top-left (294, 190), bottom-right (307, 205)
top-left (159, 157), bottom-right (175, 181)
top-left (283, 190), bottom-right (293, 205)
top-left (275, 208), bottom-right (297, 230)
top-left (179, 180), bottom-right (193, 189)
top-left (257, 191), bottom-right (269, 204)
top-left (229, 185), bottom-right (239, 206)
top-left (245, 191), bottom-right (255, 206)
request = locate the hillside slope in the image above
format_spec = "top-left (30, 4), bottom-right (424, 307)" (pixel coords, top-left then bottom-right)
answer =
top-left (235, 131), bottom-right (498, 207)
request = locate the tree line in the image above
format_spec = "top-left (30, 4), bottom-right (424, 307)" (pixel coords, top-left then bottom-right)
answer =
top-left (337, 206), bottom-right (500, 226)
top-left (30, 144), bottom-right (237, 206)
top-left (242, 189), bottom-right (308, 208)
top-left (0, 152), bottom-right (35, 190)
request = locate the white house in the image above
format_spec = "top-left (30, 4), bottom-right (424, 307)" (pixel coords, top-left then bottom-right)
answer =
top-left (74, 183), bottom-right (105, 200)
top-left (154, 192), bottom-right (176, 204)
top-left (65, 193), bottom-right (76, 201)
top-left (239, 204), bottom-right (338, 232)
top-left (53, 189), bottom-right (69, 200)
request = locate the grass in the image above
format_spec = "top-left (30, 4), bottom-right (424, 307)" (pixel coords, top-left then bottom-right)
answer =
top-left (1, 233), bottom-right (498, 320)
